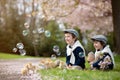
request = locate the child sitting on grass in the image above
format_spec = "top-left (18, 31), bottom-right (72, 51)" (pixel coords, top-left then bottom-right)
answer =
top-left (63, 29), bottom-right (86, 70)
top-left (87, 35), bottom-right (115, 70)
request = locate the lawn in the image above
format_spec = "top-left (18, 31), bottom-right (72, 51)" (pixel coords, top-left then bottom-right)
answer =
top-left (0, 52), bottom-right (33, 59)
top-left (0, 52), bottom-right (120, 80)
top-left (39, 55), bottom-right (120, 80)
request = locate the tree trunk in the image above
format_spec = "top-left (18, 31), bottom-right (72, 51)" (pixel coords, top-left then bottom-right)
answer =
top-left (111, 0), bottom-right (120, 54)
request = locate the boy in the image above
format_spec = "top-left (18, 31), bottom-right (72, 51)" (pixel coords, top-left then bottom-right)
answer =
top-left (64, 29), bottom-right (86, 69)
top-left (89, 35), bottom-right (115, 70)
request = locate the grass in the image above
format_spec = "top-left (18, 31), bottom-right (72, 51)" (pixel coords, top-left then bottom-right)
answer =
top-left (39, 55), bottom-right (120, 80)
top-left (39, 68), bottom-right (120, 80)
top-left (0, 52), bottom-right (33, 59)
top-left (0, 52), bottom-right (120, 80)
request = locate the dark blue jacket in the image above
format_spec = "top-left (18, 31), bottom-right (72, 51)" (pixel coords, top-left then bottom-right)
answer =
top-left (66, 46), bottom-right (85, 69)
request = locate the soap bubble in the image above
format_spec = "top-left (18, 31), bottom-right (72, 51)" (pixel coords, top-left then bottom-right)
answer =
top-left (24, 22), bottom-right (30, 29)
top-left (19, 49), bottom-right (26, 56)
top-left (16, 43), bottom-right (24, 49)
top-left (53, 45), bottom-right (59, 53)
top-left (53, 45), bottom-right (61, 56)
top-left (22, 30), bottom-right (29, 36)
top-left (51, 54), bottom-right (56, 60)
top-left (32, 30), bottom-right (37, 34)
top-left (56, 52), bottom-right (61, 56)
top-left (37, 28), bottom-right (44, 34)
top-left (45, 30), bottom-right (51, 37)
top-left (12, 48), bottom-right (18, 52)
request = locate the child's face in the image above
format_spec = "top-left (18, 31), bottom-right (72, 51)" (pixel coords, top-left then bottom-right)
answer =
top-left (93, 40), bottom-right (103, 50)
top-left (64, 33), bottom-right (76, 45)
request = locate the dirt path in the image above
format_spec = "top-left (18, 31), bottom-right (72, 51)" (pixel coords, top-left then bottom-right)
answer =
top-left (0, 58), bottom-right (42, 80)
